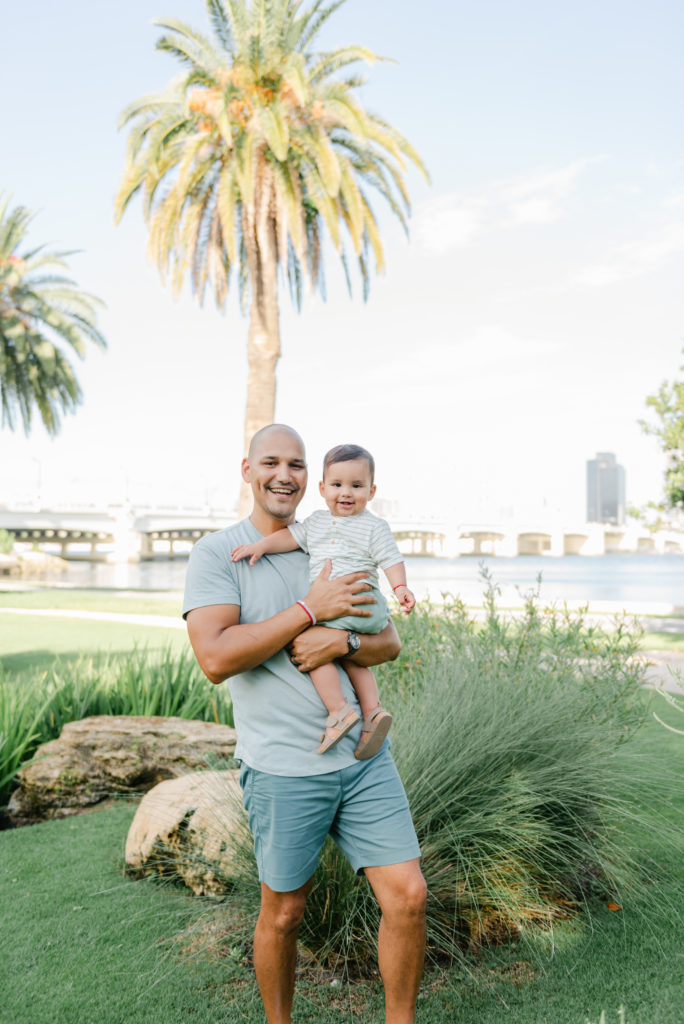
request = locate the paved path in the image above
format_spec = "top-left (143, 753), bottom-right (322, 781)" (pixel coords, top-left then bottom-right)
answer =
top-left (636, 650), bottom-right (684, 695)
top-left (0, 606), bottom-right (185, 630)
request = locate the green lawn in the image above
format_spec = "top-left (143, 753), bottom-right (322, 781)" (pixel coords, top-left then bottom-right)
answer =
top-left (0, 587), bottom-right (182, 617)
top-left (0, 610), bottom-right (189, 679)
top-left (0, 712), bottom-right (681, 1024)
top-left (0, 588), bottom-right (682, 1023)
top-left (642, 631), bottom-right (684, 652)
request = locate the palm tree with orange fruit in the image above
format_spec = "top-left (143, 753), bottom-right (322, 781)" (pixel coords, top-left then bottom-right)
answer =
top-left (115, 0), bottom-right (427, 512)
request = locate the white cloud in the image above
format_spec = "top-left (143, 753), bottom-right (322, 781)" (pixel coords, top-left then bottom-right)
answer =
top-left (501, 159), bottom-right (601, 226)
top-left (415, 158), bottom-right (601, 252)
top-left (575, 221), bottom-right (684, 287)
top-left (414, 195), bottom-right (485, 252)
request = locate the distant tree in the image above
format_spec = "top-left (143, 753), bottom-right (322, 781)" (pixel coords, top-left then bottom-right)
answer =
top-left (639, 348), bottom-right (684, 514)
top-left (0, 197), bottom-right (107, 436)
top-left (115, 0), bottom-right (427, 512)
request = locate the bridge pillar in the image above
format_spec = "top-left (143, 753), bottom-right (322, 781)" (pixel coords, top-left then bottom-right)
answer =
top-left (107, 505), bottom-right (140, 563)
top-left (140, 534), bottom-right (155, 560)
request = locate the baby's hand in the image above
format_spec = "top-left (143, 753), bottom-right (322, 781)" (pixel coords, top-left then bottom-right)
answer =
top-left (231, 544), bottom-right (263, 566)
top-left (393, 585), bottom-right (416, 615)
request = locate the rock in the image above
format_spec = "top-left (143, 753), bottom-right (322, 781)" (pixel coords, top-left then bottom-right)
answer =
top-left (0, 552), bottom-right (20, 576)
top-left (17, 550), bottom-right (69, 575)
top-left (125, 770), bottom-right (249, 897)
top-left (7, 715), bottom-right (237, 823)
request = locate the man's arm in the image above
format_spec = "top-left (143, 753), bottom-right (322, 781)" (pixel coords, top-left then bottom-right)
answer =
top-left (186, 563), bottom-right (376, 684)
top-left (288, 619), bottom-right (401, 674)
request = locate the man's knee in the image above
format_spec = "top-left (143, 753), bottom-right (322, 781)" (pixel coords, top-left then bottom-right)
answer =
top-left (259, 887), bottom-right (309, 936)
top-left (400, 871), bottom-right (428, 917)
top-left (366, 862), bottom-right (427, 919)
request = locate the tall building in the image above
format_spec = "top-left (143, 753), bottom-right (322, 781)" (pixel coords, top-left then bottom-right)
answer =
top-left (586, 452), bottom-right (626, 525)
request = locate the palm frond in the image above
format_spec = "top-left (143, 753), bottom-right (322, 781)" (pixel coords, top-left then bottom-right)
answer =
top-left (206, 0), bottom-right (236, 53)
top-left (153, 18), bottom-right (224, 71)
top-left (0, 196), bottom-right (106, 436)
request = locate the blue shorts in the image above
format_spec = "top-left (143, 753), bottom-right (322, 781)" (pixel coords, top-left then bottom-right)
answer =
top-left (239, 745), bottom-right (421, 892)
top-left (322, 586), bottom-right (389, 634)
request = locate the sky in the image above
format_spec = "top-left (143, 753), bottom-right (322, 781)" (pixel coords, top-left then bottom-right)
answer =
top-left (1, 0), bottom-right (682, 527)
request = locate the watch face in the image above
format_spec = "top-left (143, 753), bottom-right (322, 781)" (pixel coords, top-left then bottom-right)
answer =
top-left (347, 631), bottom-right (361, 653)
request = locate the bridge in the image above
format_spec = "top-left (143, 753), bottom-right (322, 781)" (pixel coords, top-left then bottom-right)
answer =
top-left (0, 507), bottom-right (234, 562)
top-left (452, 522), bottom-right (682, 556)
top-left (0, 507), bottom-right (447, 562)
top-left (1, 507), bottom-right (681, 563)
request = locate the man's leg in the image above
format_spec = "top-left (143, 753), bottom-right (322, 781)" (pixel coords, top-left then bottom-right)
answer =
top-left (364, 859), bottom-right (427, 1024)
top-left (253, 878), bottom-right (313, 1024)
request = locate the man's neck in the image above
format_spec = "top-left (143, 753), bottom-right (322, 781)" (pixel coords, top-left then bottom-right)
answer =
top-left (249, 509), bottom-right (295, 536)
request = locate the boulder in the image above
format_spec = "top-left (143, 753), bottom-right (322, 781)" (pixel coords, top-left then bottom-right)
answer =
top-left (0, 552), bottom-right (20, 576)
top-left (7, 715), bottom-right (237, 823)
top-left (125, 770), bottom-right (250, 897)
top-left (16, 550), bottom-right (69, 575)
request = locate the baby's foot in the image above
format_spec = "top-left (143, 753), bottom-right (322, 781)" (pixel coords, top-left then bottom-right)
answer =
top-left (354, 706), bottom-right (392, 760)
top-left (317, 704), bottom-right (360, 754)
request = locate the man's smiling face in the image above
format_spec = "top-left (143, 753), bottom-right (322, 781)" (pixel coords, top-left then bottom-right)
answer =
top-left (243, 426), bottom-right (308, 527)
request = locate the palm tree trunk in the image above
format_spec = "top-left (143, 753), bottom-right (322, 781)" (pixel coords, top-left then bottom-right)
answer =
top-left (238, 177), bottom-right (281, 519)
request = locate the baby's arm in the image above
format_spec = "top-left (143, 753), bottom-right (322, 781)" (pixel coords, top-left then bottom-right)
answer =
top-left (384, 562), bottom-right (416, 615)
top-left (231, 528), bottom-right (301, 566)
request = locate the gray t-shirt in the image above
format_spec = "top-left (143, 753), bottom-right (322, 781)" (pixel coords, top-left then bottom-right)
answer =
top-left (182, 517), bottom-right (362, 776)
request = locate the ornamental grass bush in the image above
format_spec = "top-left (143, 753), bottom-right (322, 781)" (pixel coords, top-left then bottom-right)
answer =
top-left (0, 647), bottom-right (233, 806)
top-left (195, 578), bottom-right (677, 975)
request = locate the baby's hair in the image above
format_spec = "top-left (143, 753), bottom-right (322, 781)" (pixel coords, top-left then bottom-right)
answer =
top-left (323, 444), bottom-right (375, 484)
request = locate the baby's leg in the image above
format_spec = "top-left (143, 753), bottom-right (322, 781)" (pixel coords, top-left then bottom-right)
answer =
top-left (339, 659), bottom-right (380, 720)
top-left (342, 659), bottom-right (392, 757)
top-left (310, 663), bottom-right (359, 745)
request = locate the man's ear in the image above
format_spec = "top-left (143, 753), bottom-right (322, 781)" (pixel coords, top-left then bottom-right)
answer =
top-left (241, 458), bottom-right (251, 483)
top-left (369, 483), bottom-right (377, 500)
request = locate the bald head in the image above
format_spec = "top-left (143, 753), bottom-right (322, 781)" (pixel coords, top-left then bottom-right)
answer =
top-left (242, 424), bottom-right (308, 526)
top-left (248, 424), bottom-right (305, 462)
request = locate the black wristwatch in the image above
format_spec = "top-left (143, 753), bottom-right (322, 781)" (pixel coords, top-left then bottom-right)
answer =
top-left (346, 630), bottom-right (361, 655)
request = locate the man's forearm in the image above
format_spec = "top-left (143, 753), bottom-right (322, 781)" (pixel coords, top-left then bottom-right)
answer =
top-left (348, 620), bottom-right (401, 667)
top-left (187, 603), bottom-right (312, 683)
top-left (287, 619), bottom-right (401, 674)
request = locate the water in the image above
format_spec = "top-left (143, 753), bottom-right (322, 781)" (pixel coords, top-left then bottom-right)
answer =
top-left (34, 553), bottom-right (683, 609)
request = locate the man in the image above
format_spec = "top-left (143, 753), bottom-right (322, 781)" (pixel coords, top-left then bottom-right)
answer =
top-left (183, 424), bottom-right (426, 1024)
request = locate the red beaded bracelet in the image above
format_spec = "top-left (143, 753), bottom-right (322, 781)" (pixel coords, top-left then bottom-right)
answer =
top-left (392, 584), bottom-right (406, 591)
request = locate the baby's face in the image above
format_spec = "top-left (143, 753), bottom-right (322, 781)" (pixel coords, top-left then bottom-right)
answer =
top-left (319, 458), bottom-right (376, 517)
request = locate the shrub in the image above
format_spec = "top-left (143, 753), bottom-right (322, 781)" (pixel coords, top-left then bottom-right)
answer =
top-left (201, 580), bottom-right (672, 974)
top-left (0, 647), bottom-right (233, 806)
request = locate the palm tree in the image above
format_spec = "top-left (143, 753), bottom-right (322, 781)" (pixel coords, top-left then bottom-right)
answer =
top-left (0, 197), bottom-right (107, 436)
top-left (115, 0), bottom-right (427, 513)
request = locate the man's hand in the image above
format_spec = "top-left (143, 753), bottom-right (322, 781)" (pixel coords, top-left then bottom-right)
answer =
top-left (288, 619), bottom-right (401, 673)
top-left (304, 560), bottom-right (376, 623)
top-left (287, 625), bottom-right (347, 672)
